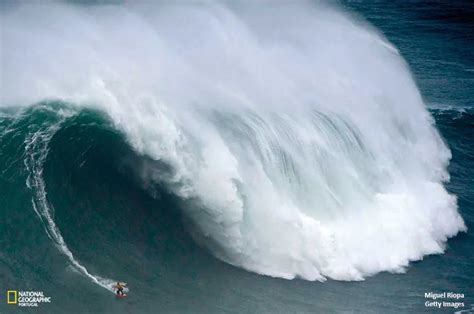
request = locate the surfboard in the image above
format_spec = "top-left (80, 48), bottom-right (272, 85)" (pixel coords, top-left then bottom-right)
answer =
top-left (116, 293), bottom-right (127, 298)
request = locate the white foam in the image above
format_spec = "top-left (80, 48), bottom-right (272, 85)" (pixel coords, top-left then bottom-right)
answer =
top-left (3, 1), bottom-right (466, 281)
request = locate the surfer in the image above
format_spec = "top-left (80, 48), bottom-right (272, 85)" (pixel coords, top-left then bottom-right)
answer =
top-left (114, 282), bottom-right (125, 296)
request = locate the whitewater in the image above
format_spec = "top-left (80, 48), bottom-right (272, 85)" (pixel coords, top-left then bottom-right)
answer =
top-left (0, 1), bottom-right (466, 283)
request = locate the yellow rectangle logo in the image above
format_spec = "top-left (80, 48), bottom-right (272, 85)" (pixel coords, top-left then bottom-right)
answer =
top-left (7, 290), bottom-right (17, 304)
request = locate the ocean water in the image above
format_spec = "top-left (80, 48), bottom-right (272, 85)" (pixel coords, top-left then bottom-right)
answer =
top-left (0, 1), bottom-right (473, 313)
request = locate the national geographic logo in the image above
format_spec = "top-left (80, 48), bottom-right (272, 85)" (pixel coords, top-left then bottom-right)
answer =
top-left (7, 290), bottom-right (17, 304)
top-left (6, 290), bottom-right (51, 307)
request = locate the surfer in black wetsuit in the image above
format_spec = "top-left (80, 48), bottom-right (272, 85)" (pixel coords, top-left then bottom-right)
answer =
top-left (115, 282), bottom-right (125, 296)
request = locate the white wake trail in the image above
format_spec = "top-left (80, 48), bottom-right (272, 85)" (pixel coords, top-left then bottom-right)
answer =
top-left (23, 108), bottom-right (120, 293)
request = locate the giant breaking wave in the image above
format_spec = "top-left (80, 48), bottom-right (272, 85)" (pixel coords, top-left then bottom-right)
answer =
top-left (1, 1), bottom-right (466, 282)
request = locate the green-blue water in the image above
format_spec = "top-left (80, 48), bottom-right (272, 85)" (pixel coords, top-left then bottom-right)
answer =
top-left (1, 1), bottom-right (473, 313)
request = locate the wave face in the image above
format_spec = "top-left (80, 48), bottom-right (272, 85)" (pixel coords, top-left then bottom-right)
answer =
top-left (21, 105), bottom-right (122, 294)
top-left (1, 2), bottom-right (466, 282)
